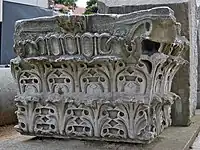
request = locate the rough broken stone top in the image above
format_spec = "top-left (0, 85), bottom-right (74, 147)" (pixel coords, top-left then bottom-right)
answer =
top-left (13, 7), bottom-right (187, 61)
top-left (11, 7), bottom-right (189, 144)
top-left (98, 0), bottom-right (190, 7)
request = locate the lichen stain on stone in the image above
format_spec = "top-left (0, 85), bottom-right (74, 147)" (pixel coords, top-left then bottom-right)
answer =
top-left (56, 16), bottom-right (85, 34)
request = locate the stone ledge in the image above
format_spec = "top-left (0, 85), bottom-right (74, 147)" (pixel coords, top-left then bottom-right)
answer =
top-left (1, 111), bottom-right (200, 150)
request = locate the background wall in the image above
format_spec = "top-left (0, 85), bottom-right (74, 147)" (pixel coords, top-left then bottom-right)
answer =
top-left (0, 1), bottom-right (53, 64)
top-left (4, 0), bottom-right (48, 8)
top-left (0, 0), bottom-right (2, 22)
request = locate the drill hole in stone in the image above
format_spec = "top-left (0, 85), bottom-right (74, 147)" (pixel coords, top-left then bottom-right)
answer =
top-left (15, 67), bottom-right (19, 71)
top-left (68, 126), bottom-right (72, 131)
top-left (36, 109), bottom-right (39, 113)
top-left (58, 88), bottom-right (63, 95)
top-left (145, 22), bottom-right (151, 31)
top-left (21, 107), bottom-right (25, 112)
top-left (83, 78), bottom-right (87, 83)
top-left (127, 45), bottom-right (133, 52)
top-left (119, 130), bottom-right (124, 135)
top-left (102, 111), bottom-right (107, 116)
top-left (139, 63), bottom-right (144, 67)
top-left (31, 65), bottom-right (36, 69)
top-left (168, 76), bottom-right (170, 81)
top-left (119, 112), bottom-right (124, 117)
top-left (137, 77), bottom-right (143, 83)
top-left (84, 110), bottom-right (89, 115)
top-left (158, 75), bottom-right (162, 79)
top-left (50, 109), bottom-right (54, 113)
top-left (21, 122), bottom-right (25, 128)
top-left (103, 129), bottom-right (107, 133)
top-left (49, 78), bottom-right (54, 83)
top-left (100, 77), bottom-right (105, 82)
top-left (119, 63), bottom-right (123, 67)
top-left (97, 64), bottom-right (102, 67)
top-left (139, 111), bottom-right (144, 116)
top-left (80, 64), bottom-right (85, 68)
top-left (85, 127), bottom-right (90, 132)
top-left (51, 125), bottom-right (55, 129)
top-left (66, 78), bottom-right (71, 83)
top-left (119, 76), bottom-right (124, 81)
top-left (163, 120), bottom-right (166, 126)
top-left (142, 39), bottom-right (160, 55)
top-left (34, 79), bottom-right (38, 83)
top-left (46, 64), bottom-right (51, 68)
top-left (62, 64), bottom-right (68, 68)
top-left (67, 110), bottom-right (72, 115)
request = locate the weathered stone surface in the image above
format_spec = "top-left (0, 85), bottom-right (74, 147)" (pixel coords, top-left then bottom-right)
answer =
top-left (98, 0), bottom-right (197, 126)
top-left (196, 0), bottom-right (200, 109)
top-left (11, 7), bottom-right (188, 143)
top-left (0, 68), bottom-right (18, 126)
top-left (197, 0), bottom-right (200, 19)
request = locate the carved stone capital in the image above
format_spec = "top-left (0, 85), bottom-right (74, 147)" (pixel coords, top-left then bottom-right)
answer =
top-left (11, 7), bottom-right (188, 143)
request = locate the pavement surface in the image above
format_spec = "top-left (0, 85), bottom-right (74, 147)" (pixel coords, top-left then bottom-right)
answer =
top-left (190, 133), bottom-right (200, 150)
top-left (0, 126), bottom-right (141, 150)
top-left (0, 124), bottom-right (199, 150)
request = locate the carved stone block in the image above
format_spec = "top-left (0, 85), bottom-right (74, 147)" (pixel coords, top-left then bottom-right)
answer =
top-left (196, 1), bottom-right (200, 109)
top-left (98, 0), bottom-right (197, 126)
top-left (11, 7), bottom-right (188, 143)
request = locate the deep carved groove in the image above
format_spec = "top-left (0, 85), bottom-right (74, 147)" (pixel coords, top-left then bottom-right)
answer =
top-left (142, 39), bottom-right (160, 55)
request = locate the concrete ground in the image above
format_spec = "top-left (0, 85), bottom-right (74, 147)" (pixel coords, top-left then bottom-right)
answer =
top-left (190, 133), bottom-right (200, 150)
top-left (191, 135), bottom-right (200, 150)
top-left (0, 126), bottom-right (141, 150)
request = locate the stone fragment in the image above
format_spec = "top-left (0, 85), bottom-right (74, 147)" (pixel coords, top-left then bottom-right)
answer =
top-left (196, 0), bottom-right (200, 109)
top-left (11, 7), bottom-right (188, 143)
top-left (0, 68), bottom-right (18, 126)
top-left (97, 0), bottom-right (197, 126)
